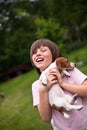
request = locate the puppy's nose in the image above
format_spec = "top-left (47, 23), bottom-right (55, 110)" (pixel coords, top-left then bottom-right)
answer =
top-left (70, 62), bottom-right (75, 67)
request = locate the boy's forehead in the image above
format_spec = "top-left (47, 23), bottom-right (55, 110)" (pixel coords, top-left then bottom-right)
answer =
top-left (36, 45), bottom-right (48, 49)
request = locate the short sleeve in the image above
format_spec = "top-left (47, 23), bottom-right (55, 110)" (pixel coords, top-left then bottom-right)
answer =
top-left (69, 67), bottom-right (87, 84)
top-left (32, 80), bottom-right (40, 107)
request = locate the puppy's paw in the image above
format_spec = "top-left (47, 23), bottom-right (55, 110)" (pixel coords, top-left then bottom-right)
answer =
top-left (70, 94), bottom-right (78, 104)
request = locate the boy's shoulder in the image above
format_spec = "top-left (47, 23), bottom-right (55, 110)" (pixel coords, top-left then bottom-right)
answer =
top-left (32, 79), bottom-right (40, 86)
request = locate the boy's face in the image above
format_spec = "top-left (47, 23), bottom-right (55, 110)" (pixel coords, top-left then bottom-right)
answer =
top-left (32, 46), bottom-right (52, 72)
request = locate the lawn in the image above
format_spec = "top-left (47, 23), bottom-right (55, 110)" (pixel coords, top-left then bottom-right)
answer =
top-left (68, 46), bottom-right (87, 74)
top-left (0, 70), bottom-right (52, 130)
top-left (0, 46), bottom-right (87, 130)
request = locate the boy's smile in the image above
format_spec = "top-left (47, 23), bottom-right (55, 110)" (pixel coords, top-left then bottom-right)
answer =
top-left (36, 57), bottom-right (44, 62)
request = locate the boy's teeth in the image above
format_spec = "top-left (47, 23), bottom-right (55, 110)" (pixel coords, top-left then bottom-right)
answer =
top-left (36, 58), bottom-right (44, 62)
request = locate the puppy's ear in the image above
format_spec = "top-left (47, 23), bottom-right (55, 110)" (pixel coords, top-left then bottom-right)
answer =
top-left (56, 57), bottom-right (62, 68)
top-left (56, 57), bottom-right (66, 68)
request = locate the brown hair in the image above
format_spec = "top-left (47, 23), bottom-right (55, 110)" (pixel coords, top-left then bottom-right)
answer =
top-left (30, 39), bottom-right (62, 75)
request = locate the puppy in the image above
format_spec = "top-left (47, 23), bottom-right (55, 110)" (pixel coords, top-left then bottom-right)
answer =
top-left (40, 57), bottom-right (83, 118)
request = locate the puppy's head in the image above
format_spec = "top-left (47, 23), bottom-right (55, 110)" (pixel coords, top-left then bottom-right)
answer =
top-left (56, 57), bottom-right (75, 70)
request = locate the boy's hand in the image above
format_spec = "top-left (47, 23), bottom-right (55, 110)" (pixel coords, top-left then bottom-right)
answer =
top-left (48, 68), bottom-right (63, 86)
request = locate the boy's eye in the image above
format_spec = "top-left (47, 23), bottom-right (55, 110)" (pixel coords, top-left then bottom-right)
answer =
top-left (33, 50), bottom-right (37, 54)
top-left (41, 49), bottom-right (47, 52)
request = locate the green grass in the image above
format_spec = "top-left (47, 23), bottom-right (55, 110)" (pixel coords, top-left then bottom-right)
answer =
top-left (0, 70), bottom-right (52, 130)
top-left (0, 46), bottom-right (87, 130)
top-left (67, 46), bottom-right (87, 74)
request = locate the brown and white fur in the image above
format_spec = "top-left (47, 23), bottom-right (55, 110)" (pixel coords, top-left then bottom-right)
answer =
top-left (40, 57), bottom-right (83, 118)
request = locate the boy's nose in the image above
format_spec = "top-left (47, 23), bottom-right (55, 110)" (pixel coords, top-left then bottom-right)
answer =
top-left (36, 50), bottom-right (41, 55)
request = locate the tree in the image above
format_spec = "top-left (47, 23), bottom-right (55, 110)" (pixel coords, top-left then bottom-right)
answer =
top-left (0, 1), bottom-right (36, 74)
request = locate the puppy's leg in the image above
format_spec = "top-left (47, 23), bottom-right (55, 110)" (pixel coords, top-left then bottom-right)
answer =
top-left (52, 104), bottom-right (70, 118)
top-left (42, 75), bottom-right (47, 85)
top-left (70, 94), bottom-right (78, 104)
top-left (40, 73), bottom-right (48, 86)
top-left (63, 103), bottom-right (83, 111)
top-left (53, 97), bottom-right (83, 111)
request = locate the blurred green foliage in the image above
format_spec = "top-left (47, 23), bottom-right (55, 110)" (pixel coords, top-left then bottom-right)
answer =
top-left (0, 0), bottom-right (87, 80)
